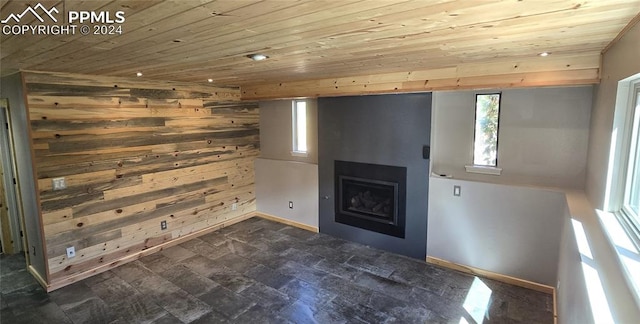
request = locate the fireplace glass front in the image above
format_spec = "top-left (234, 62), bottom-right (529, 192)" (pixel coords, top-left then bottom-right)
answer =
top-left (334, 160), bottom-right (406, 238)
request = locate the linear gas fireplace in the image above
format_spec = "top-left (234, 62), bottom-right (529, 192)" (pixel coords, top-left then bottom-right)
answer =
top-left (335, 160), bottom-right (406, 238)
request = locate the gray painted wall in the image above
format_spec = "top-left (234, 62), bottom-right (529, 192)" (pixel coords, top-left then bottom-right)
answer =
top-left (318, 93), bottom-right (432, 259)
top-left (432, 86), bottom-right (592, 189)
top-left (0, 73), bottom-right (47, 278)
top-left (255, 99), bottom-right (319, 228)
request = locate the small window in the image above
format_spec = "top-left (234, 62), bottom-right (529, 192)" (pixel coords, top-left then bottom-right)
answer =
top-left (473, 93), bottom-right (501, 167)
top-left (292, 100), bottom-right (307, 154)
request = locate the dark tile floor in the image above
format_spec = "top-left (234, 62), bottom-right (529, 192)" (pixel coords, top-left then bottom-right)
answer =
top-left (0, 217), bottom-right (554, 323)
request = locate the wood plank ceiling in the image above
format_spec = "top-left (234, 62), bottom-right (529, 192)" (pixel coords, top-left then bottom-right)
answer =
top-left (1, 0), bottom-right (639, 98)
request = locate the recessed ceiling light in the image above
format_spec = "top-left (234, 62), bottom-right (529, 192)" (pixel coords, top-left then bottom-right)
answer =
top-left (247, 54), bottom-right (268, 61)
top-left (539, 52), bottom-right (550, 57)
top-left (207, 79), bottom-right (213, 83)
top-left (136, 72), bottom-right (143, 77)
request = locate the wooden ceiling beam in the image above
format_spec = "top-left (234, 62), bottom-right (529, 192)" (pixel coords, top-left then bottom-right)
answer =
top-left (240, 61), bottom-right (599, 100)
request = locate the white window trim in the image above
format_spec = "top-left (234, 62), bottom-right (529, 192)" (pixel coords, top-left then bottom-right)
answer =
top-left (606, 75), bottom-right (640, 248)
top-left (621, 85), bottom-right (640, 222)
top-left (290, 151), bottom-right (308, 157)
top-left (619, 83), bottom-right (640, 250)
top-left (464, 165), bottom-right (503, 175)
top-left (605, 75), bottom-right (640, 212)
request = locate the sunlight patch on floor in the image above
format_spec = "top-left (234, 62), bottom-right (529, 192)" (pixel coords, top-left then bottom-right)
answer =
top-left (460, 277), bottom-right (492, 324)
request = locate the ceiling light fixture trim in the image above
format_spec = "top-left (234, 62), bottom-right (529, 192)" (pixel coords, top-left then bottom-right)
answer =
top-left (247, 54), bottom-right (269, 61)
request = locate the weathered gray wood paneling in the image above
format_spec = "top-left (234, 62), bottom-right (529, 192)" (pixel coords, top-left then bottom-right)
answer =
top-left (22, 71), bottom-right (257, 287)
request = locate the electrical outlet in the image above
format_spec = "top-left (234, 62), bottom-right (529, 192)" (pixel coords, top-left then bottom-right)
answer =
top-left (289, 201), bottom-right (293, 209)
top-left (232, 203), bottom-right (238, 210)
top-left (52, 177), bottom-right (66, 190)
top-left (453, 185), bottom-right (461, 197)
top-left (160, 220), bottom-right (167, 230)
top-left (66, 246), bottom-right (75, 258)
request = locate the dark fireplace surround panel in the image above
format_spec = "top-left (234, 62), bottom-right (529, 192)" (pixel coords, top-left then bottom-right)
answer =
top-left (335, 160), bottom-right (406, 238)
top-left (318, 93), bottom-right (431, 260)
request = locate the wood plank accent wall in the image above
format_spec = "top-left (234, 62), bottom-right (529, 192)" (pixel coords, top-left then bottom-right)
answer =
top-left (21, 71), bottom-right (257, 288)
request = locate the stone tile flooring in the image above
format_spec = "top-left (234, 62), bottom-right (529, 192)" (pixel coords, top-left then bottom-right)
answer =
top-left (0, 217), bottom-right (554, 323)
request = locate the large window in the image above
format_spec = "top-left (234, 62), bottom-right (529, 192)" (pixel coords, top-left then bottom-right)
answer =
top-left (621, 88), bottom-right (640, 243)
top-left (292, 99), bottom-right (307, 155)
top-left (602, 77), bottom-right (640, 301)
top-left (473, 93), bottom-right (501, 167)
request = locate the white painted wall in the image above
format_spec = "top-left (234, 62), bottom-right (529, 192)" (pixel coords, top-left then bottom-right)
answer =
top-left (427, 177), bottom-right (565, 286)
top-left (255, 158), bottom-right (318, 228)
top-left (432, 86), bottom-right (592, 189)
top-left (255, 99), bottom-right (319, 228)
top-left (585, 22), bottom-right (640, 210)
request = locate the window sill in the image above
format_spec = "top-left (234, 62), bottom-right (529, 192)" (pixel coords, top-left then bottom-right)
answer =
top-left (596, 210), bottom-right (640, 306)
top-left (291, 151), bottom-right (308, 157)
top-left (465, 165), bottom-right (502, 176)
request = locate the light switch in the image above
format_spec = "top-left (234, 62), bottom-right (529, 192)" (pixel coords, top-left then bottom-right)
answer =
top-left (52, 177), bottom-right (66, 190)
top-left (453, 185), bottom-right (461, 197)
